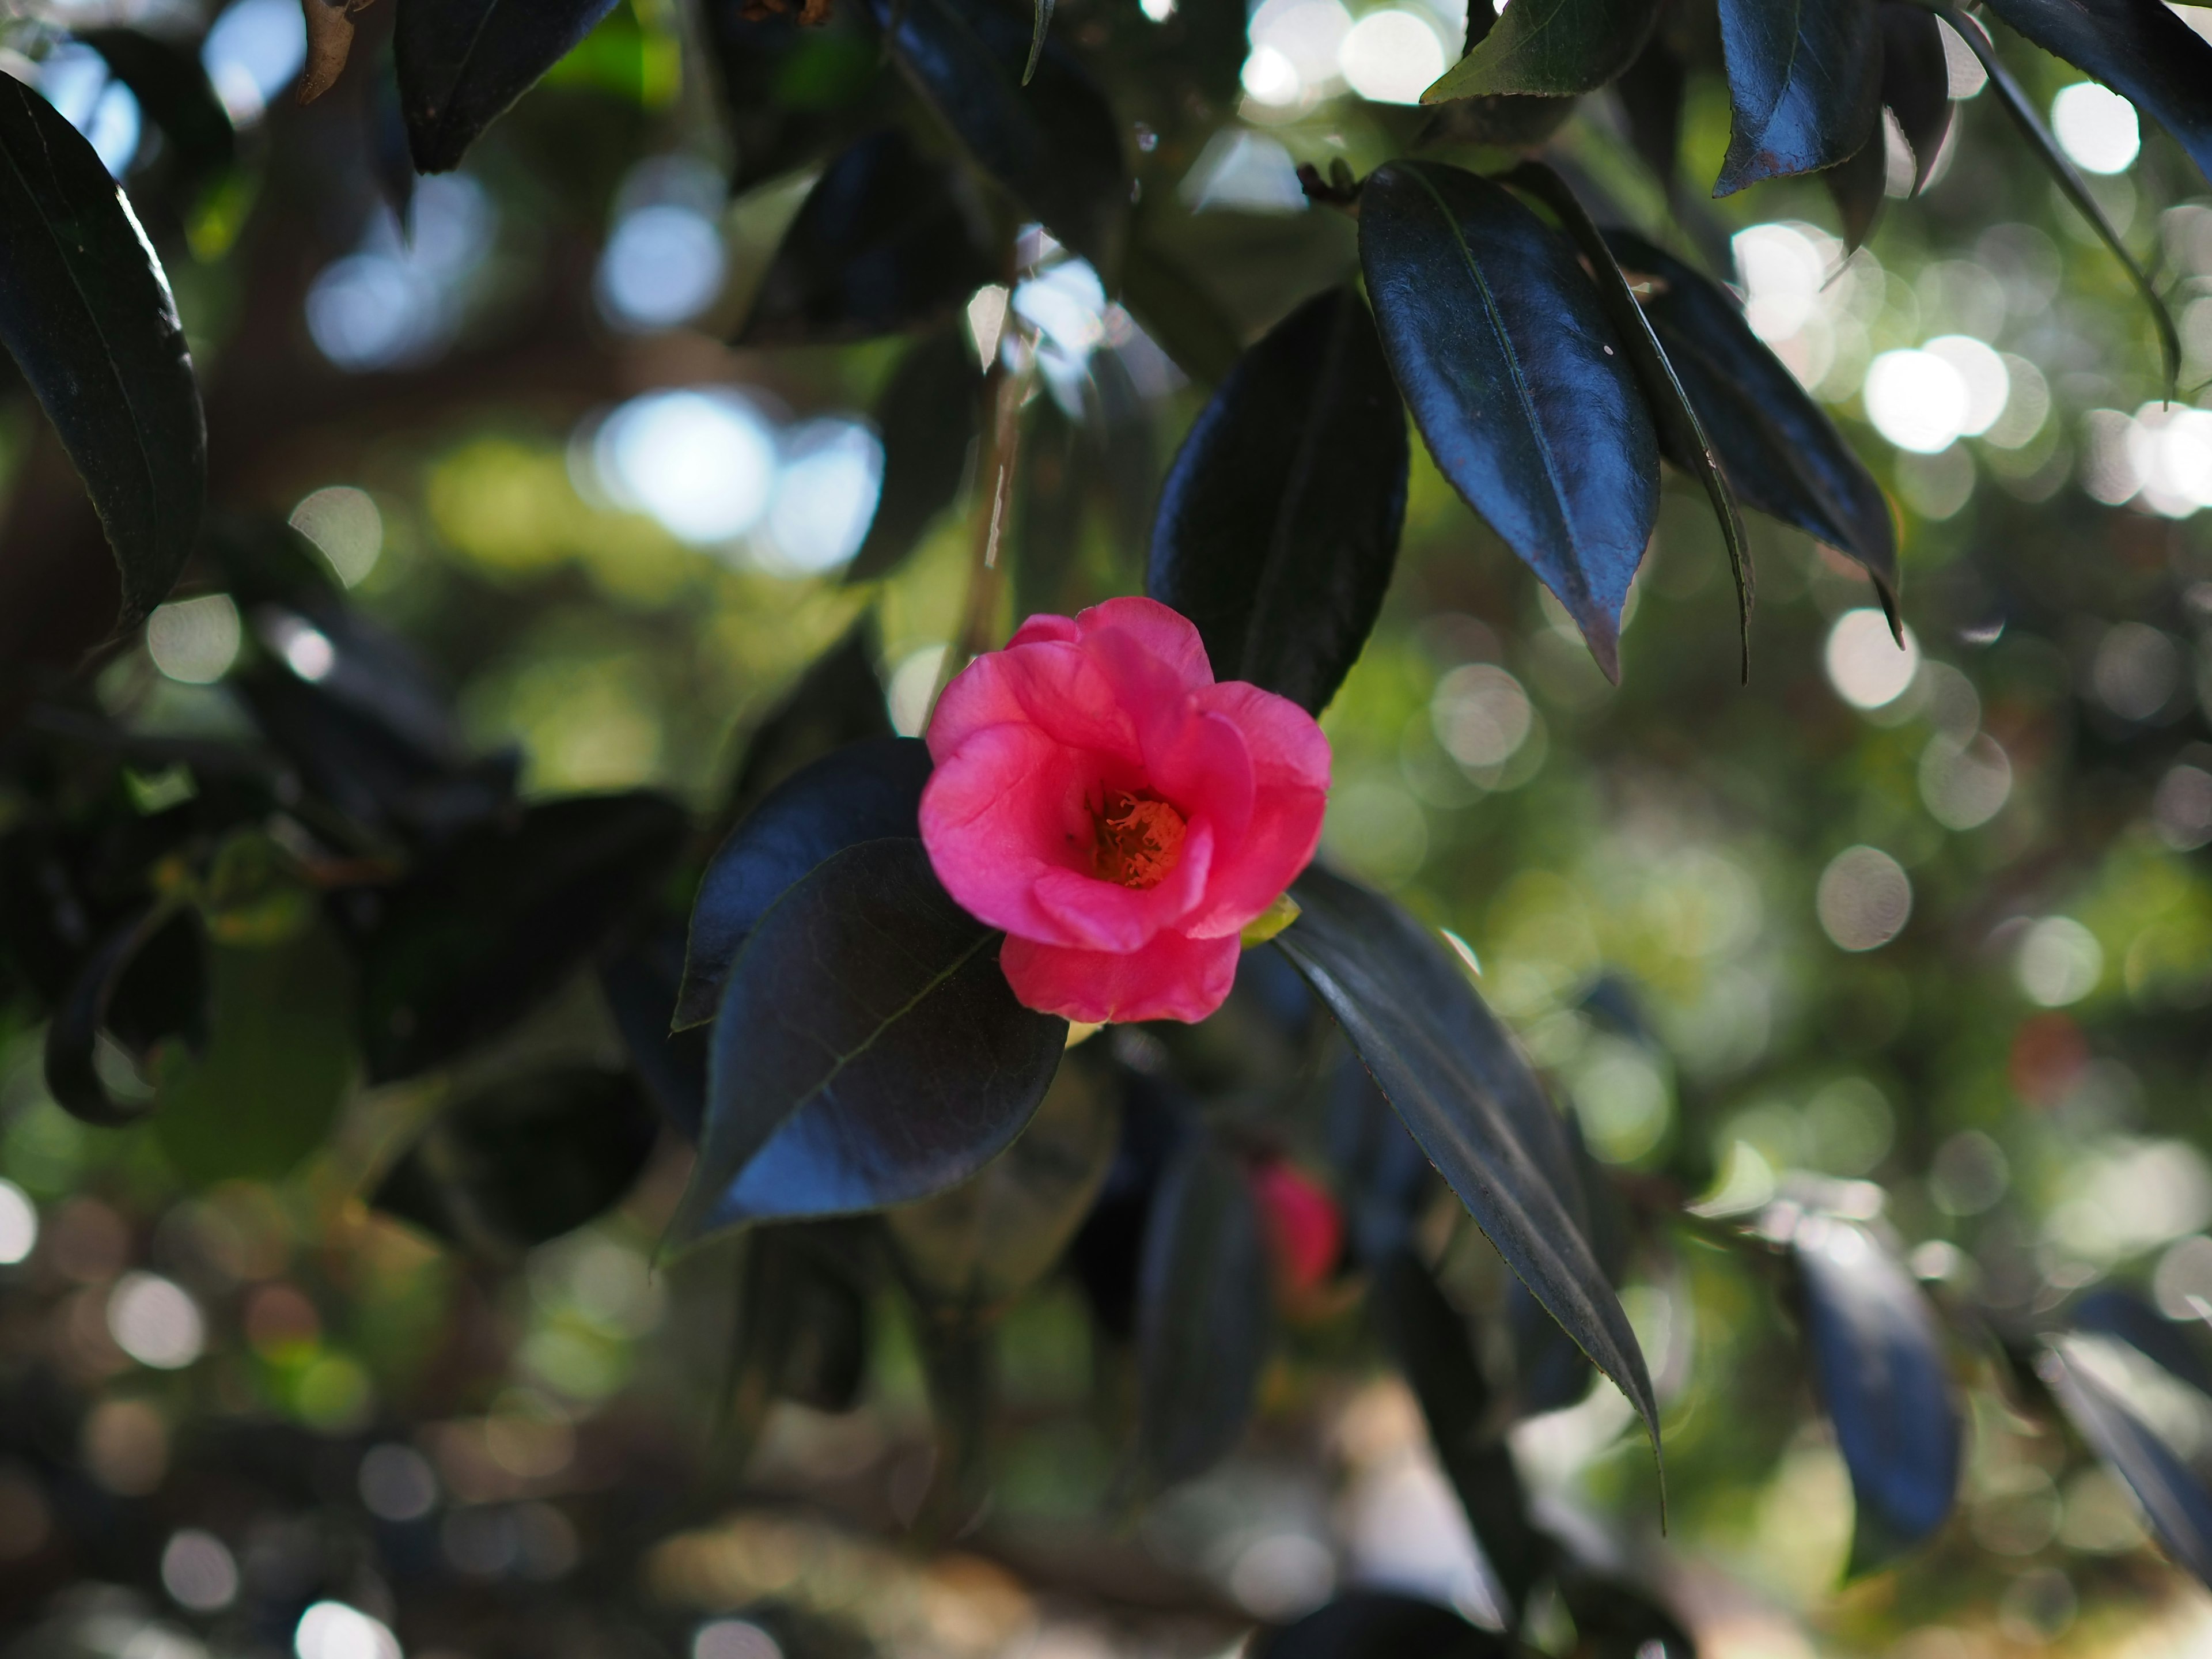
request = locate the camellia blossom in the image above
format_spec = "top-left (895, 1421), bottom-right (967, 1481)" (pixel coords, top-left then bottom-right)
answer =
top-left (1251, 1157), bottom-right (1345, 1296)
top-left (920, 597), bottom-right (1331, 1024)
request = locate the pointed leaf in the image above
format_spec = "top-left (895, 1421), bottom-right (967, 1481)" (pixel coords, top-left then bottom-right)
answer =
top-left (600, 925), bottom-right (709, 1139)
top-left (677, 736), bottom-right (933, 1029)
top-left (1249, 1592), bottom-right (1508, 1659)
top-left (373, 1066), bottom-right (661, 1251)
top-left (358, 791), bottom-right (689, 1081)
top-left (1793, 1215), bottom-right (1961, 1569)
top-left (1135, 1133), bottom-right (1272, 1486)
top-left (1273, 866), bottom-right (1658, 1456)
top-left (740, 128), bottom-right (997, 347)
top-left (861, 0), bottom-right (1127, 273)
top-left (1879, 3), bottom-right (1953, 192)
top-left (1825, 125), bottom-right (1888, 253)
top-left (2070, 1286), bottom-right (2212, 1400)
top-left (847, 328), bottom-right (983, 582)
top-left (393, 0), bottom-right (622, 173)
top-left (1148, 287), bottom-right (1407, 715)
top-left (1601, 227), bottom-right (1898, 616)
top-left (719, 620), bottom-right (895, 828)
top-left (2042, 1335), bottom-right (2212, 1589)
top-left (1501, 163), bottom-right (1751, 672)
top-left (1615, 33), bottom-right (1688, 190)
top-left (1359, 161), bottom-right (1658, 680)
top-left (1714, 0), bottom-right (1882, 195)
top-left (0, 76), bottom-right (204, 630)
top-left (1938, 9), bottom-right (2180, 395)
top-left (1423, 0), bottom-right (1657, 103)
top-left (1980, 0), bottom-right (2212, 188)
top-left (674, 838), bottom-right (1066, 1241)
top-left (44, 904), bottom-right (206, 1128)
top-left (1023, 0), bottom-right (1054, 84)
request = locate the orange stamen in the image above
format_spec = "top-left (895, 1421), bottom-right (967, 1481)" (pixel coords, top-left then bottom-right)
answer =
top-left (1093, 791), bottom-right (1186, 889)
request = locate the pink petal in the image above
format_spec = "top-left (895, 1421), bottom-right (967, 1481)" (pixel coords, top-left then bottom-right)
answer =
top-left (1075, 596), bottom-right (1214, 691)
top-left (921, 724), bottom-right (1099, 944)
top-left (1183, 779), bottom-right (1327, 937)
top-left (1199, 680), bottom-right (1332, 793)
top-left (1001, 929), bottom-right (1241, 1024)
top-left (1084, 626), bottom-right (1257, 846)
top-left (1009, 613), bottom-right (1081, 649)
top-left (1029, 819), bottom-right (1215, 952)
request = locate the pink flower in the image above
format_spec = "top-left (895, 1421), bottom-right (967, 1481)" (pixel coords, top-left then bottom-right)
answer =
top-left (920, 597), bottom-right (1331, 1024)
top-left (1251, 1157), bottom-right (1346, 1296)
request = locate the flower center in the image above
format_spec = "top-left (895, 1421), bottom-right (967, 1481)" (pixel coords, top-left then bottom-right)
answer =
top-left (1092, 790), bottom-right (1186, 889)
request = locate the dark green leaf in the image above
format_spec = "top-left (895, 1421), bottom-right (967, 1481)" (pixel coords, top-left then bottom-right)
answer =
top-left (393, 0), bottom-right (622, 173)
top-left (1359, 161), bottom-right (1659, 681)
top-left (1714, 0), bottom-right (1882, 195)
top-left (1148, 287), bottom-right (1407, 715)
top-left (740, 128), bottom-right (997, 347)
top-left (1273, 867), bottom-right (1658, 1457)
top-left (79, 29), bottom-right (237, 198)
top-left (673, 838), bottom-right (1066, 1242)
top-left (1248, 1592), bottom-right (1508, 1659)
top-left (1120, 234), bottom-right (1243, 386)
top-left (2041, 1335), bottom-right (2212, 1589)
top-left (1615, 33), bottom-right (1687, 191)
top-left (373, 1066), bottom-right (661, 1252)
top-left (1600, 228), bottom-right (1898, 619)
top-left (1023, 0), bottom-right (1053, 85)
top-left (358, 791), bottom-right (689, 1081)
top-left (1938, 9), bottom-right (2180, 395)
top-left (1980, 0), bottom-right (2212, 188)
top-left (1555, 1574), bottom-right (1699, 1659)
top-left (724, 1221), bottom-right (876, 1461)
top-left (152, 922), bottom-right (356, 1185)
top-left (1135, 1133), bottom-right (1272, 1486)
top-left (600, 926), bottom-right (709, 1139)
top-left (847, 328), bottom-right (983, 583)
top-left (861, 0), bottom-right (1127, 274)
top-left (1880, 3), bottom-right (1953, 192)
top-left (1824, 125), bottom-right (1888, 253)
top-left (1423, 0), bottom-right (1657, 102)
top-left (1793, 1216), bottom-right (1961, 1570)
top-left (0, 76), bottom-right (204, 630)
top-left (1372, 1250), bottom-right (1551, 1619)
top-left (44, 904), bottom-right (205, 1128)
top-left (888, 1050), bottom-right (1118, 1311)
top-left (1501, 164), bottom-right (1751, 674)
top-left (700, 5), bottom-right (894, 194)
top-left (677, 736), bottom-right (933, 1030)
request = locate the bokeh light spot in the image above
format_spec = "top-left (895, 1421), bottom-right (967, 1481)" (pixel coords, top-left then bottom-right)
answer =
top-left (1816, 846), bottom-right (1912, 951)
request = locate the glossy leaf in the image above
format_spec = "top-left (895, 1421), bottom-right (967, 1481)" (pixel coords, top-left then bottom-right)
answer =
top-left (1793, 1215), bottom-right (1961, 1569)
top-left (1148, 288), bottom-right (1406, 715)
top-left (740, 128), bottom-right (997, 347)
top-left (1372, 1249), bottom-right (1551, 1619)
top-left (861, 0), bottom-right (1127, 273)
top-left (677, 736), bottom-right (934, 1029)
top-left (847, 329), bottom-right (983, 583)
top-left (1135, 1134), bottom-right (1272, 1486)
top-left (1249, 1592), bottom-right (1507, 1659)
top-left (1274, 868), bottom-right (1657, 1453)
top-left (1938, 9), bottom-right (2180, 395)
top-left (672, 838), bottom-right (1066, 1242)
top-left (152, 923), bottom-right (356, 1185)
top-left (0, 75), bottom-right (205, 630)
top-left (1601, 228), bottom-right (1898, 619)
top-left (357, 791), bottom-right (689, 1081)
top-left (1980, 0), bottom-right (2212, 188)
top-left (1714, 0), bottom-right (1882, 195)
top-left (373, 1066), bottom-right (662, 1252)
top-left (1359, 161), bottom-right (1658, 680)
top-left (1502, 164), bottom-right (1751, 671)
top-left (1880, 3), bottom-right (1953, 192)
top-left (887, 1050), bottom-right (1117, 1311)
top-left (393, 0), bottom-right (622, 173)
top-left (1423, 0), bottom-right (1657, 103)
top-left (2042, 1335), bottom-right (2212, 1588)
